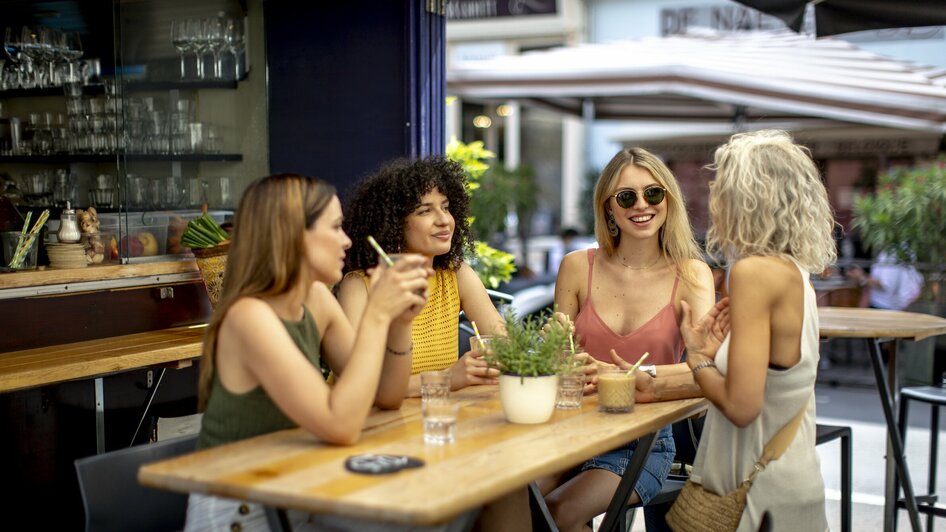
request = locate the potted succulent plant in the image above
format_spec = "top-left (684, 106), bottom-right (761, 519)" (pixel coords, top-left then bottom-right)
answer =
top-left (483, 309), bottom-right (573, 424)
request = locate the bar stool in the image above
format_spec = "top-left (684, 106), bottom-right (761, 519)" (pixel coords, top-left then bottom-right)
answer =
top-left (816, 424), bottom-right (852, 532)
top-left (896, 385), bottom-right (946, 530)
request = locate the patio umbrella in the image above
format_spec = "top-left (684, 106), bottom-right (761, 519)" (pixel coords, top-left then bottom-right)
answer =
top-left (733, 0), bottom-right (946, 37)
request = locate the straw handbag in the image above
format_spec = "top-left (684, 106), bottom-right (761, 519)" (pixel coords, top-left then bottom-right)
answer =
top-left (192, 241), bottom-right (230, 308)
top-left (665, 402), bottom-right (808, 532)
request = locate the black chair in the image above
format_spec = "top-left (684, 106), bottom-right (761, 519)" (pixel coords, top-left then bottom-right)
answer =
top-left (816, 423), bottom-right (852, 532)
top-left (75, 435), bottom-right (198, 532)
top-left (895, 385), bottom-right (946, 530)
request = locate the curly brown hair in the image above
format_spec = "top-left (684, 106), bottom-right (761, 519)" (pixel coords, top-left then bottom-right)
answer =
top-left (343, 156), bottom-right (473, 272)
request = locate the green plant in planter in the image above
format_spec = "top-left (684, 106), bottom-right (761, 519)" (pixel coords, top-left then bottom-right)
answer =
top-left (852, 154), bottom-right (946, 303)
top-left (483, 309), bottom-right (574, 380)
top-left (446, 138), bottom-right (517, 289)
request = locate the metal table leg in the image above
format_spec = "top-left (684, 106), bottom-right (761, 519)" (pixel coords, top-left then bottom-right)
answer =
top-left (130, 368), bottom-right (167, 446)
top-left (599, 432), bottom-right (658, 532)
top-left (528, 481), bottom-right (559, 532)
top-left (264, 507), bottom-right (291, 532)
top-left (867, 338), bottom-right (921, 531)
top-left (94, 377), bottom-right (105, 454)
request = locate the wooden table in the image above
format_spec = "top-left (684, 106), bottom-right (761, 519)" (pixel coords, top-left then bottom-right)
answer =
top-left (0, 324), bottom-right (206, 452)
top-left (140, 385), bottom-right (707, 530)
top-left (820, 307), bottom-right (946, 532)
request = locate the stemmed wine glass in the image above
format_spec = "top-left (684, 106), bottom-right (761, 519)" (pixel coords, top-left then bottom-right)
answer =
top-left (170, 20), bottom-right (191, 79)
top-left (223, 18), bottom-right (245, 80)
top-left (204, 17), bottom-right (226, 79)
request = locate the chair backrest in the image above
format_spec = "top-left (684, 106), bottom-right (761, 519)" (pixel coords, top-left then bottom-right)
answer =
top-left (75, 435), bottom-right (197, 532)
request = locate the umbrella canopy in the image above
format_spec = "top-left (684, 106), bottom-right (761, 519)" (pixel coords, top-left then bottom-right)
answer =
top-left (733, 0), bottom-right (946, 37)
top-left (448, 30), bottom-right (946, 133)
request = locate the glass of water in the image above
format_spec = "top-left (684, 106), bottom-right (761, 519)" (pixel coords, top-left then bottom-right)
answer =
top-left (556, 372), bottom-right (584, 410)
top-left (420, 370), bottom-right (450, 403)
top-left (422, 398), bottom-right (459, 444)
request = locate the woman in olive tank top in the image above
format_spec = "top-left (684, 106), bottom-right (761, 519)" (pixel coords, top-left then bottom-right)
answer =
top-left (185, 174), bottom-right (431, 531)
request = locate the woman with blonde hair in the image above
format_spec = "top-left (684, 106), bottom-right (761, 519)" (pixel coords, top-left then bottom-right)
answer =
top-left (679, 129), bottom-right (836, 530)
top-left (542, 148), bottom-right (716, 531)
top-left (185, 174), bottom-right (431, 531)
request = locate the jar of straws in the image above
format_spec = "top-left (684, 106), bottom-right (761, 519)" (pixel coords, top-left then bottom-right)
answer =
top-left (3, 210), bottom-right (50, 270)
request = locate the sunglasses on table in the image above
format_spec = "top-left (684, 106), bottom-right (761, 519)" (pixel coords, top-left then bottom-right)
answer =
top-left (610, 186), bottom-right (666, 208)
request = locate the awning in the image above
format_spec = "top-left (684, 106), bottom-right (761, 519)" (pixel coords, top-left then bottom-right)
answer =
top-left (447, 30), bottom-right (946, 133)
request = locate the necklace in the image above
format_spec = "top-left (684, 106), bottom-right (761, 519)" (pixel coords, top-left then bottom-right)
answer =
top-left (616, 252), bottom-right (662, 270)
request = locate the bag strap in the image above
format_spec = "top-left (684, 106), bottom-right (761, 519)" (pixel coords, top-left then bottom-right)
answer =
top-left (746, 399), bottom-right (809, 482)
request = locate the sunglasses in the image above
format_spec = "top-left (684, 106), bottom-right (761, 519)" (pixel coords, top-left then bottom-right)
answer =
top-left (610, 186), bottom-right (666, 209)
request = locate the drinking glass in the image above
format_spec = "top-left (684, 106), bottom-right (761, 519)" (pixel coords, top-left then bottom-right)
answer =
top-left (420, 371), bottom-right (451, 403)
top-left (422, 398), bottom-right (459, 444)
top-left (556, 372), bottom-right (584, 410)
top-left (597, 366), bottom-right (636, 413)
top-left (170, 20), bottom-right (191, 79)
top-left (223, 17), bottom-right (245, 79)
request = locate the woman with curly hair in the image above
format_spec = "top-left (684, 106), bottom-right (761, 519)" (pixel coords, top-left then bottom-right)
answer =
top-left (677, 130), bottom-right (835, 530)
top-left (540, 147), bottom-right (717, 531)
top-left (338, 156), bottom-right (506, 396)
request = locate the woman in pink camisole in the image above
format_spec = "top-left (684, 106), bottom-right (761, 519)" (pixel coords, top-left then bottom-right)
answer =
top-left (539, 148), bottom-right (716, 532)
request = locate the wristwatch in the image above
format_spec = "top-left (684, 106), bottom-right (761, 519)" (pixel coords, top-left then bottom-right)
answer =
top-left (639, 364), bottom-right (657, 378)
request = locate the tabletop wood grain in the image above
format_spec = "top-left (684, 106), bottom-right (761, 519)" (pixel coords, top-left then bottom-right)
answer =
top-left (0, 324), bottom-right (205, 392)
top-left (139, 386), bottom-right (707, 526)
top-left (818, 306), bottom-right (946, 342)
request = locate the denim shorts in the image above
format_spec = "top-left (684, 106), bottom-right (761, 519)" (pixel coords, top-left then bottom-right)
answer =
top-left (580, 425), bottom-right (675, 505)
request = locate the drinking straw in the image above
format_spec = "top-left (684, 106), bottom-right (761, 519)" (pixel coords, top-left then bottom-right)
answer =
top-left (569, 332), bottom-right (576, 354)
top-left (471, 321), bottom-right (483, 343)
top-left (366, 235), bottom-right (394, 267)
top-left (627, 351), bottom-right (651, 376)
top-left (9, 209), bottom-right (49, 269)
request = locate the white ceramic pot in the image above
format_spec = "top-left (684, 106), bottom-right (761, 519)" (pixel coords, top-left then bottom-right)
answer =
top-left (499, 374), bottom-right (560, 424)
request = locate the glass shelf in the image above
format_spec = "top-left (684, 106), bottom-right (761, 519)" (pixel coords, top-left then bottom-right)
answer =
top-left (0, 77), bottom-right (246, 99)
top-left (0, 153), bottom-right (243, 163)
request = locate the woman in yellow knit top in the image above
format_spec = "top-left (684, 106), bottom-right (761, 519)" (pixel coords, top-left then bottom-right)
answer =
top-left (338, 157), bottom-right (506, 397)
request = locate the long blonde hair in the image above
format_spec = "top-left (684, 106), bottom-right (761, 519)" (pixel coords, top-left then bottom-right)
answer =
top-left (706, 130), bottom-right (837, 273)
top-left (197, 174), bottom-right (336, 410)
top-left (593, 147), bottom-right (703, 286)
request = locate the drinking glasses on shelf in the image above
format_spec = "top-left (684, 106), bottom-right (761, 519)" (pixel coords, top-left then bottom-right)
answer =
top-left (205, 17), bottom-right (226, 79)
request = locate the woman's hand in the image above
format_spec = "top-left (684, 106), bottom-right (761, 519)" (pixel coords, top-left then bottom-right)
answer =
top-left (365, 255), bottom-right (430, 322)
top-left (542, 311), bottom-right (575, 337)
top-left (450, 347), bottom-right (501, 390)
top-left (680, 297), bottom-right (730, 362)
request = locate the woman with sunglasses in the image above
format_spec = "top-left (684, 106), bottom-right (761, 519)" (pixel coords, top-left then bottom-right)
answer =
top-left (338, 156), bottom-right (507, 396)
top-left (540, 148), bottom-right (716, 531)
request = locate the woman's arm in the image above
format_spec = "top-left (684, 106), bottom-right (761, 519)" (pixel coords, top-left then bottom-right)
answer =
top-left (687, 258), bottom-right (776, 427)
top-left (442, 263), bottom-right (504, 391)
top-left (553, 250), bottom-right (586, 321)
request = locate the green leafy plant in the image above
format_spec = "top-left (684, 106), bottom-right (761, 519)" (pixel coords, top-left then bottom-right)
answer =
top-left (468, 241), bottom-right (517, 290)
top-left (470, 163), bottom-right (538, 243)
top-left (483, 308), bottom-right (573, 378)
top-left (852, 155), bottom-right (946, 301)
top-left (446, 137), bottom-right (517, 288)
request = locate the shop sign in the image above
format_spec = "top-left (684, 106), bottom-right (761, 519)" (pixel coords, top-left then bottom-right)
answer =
top-left (447, 0), bottom-right (557, 20)
top-left (660, 5), bottom-right (786, 36)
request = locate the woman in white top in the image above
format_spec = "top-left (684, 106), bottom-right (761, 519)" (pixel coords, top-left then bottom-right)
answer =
top-left (680, 130), bottom-right (837, 531)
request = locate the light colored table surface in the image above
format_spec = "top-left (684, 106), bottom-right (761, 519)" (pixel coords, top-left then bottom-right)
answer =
top-left (139, 385), bottom-right (707, 526)
top-left (0, 324), bottom-right (205, 393)
top-left (819, 306), bottom-right (946, 342)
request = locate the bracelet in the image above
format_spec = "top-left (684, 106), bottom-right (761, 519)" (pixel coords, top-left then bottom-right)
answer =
top-left (690, 359), bottom-right (717, 377)
top-left (385, 343), bottom-right (412, 356)
top-left (639, 364), bottom-right (657, 378)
